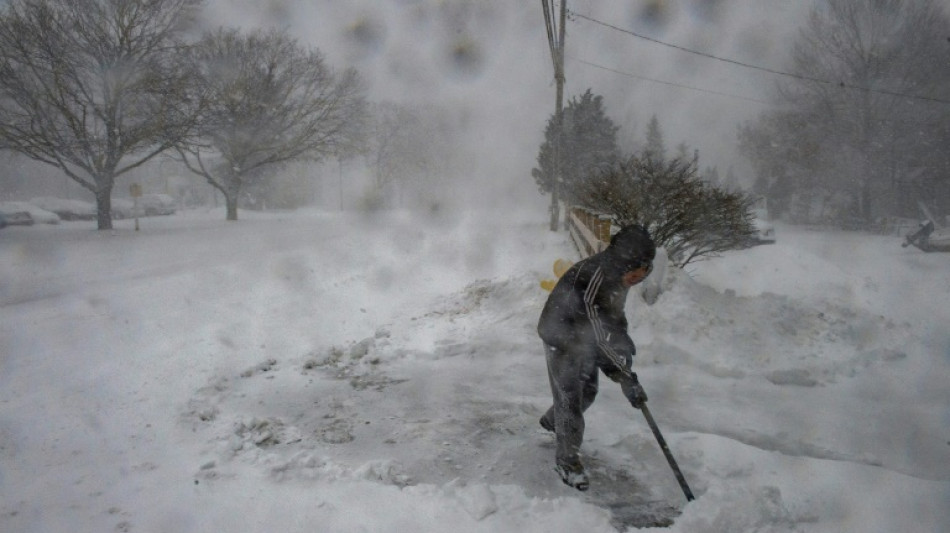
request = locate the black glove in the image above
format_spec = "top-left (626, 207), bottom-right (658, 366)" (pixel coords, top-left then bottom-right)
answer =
top-left (620, 373), bottom-right (648, 409)
top-left (603, 341), bottom-right (634, 384)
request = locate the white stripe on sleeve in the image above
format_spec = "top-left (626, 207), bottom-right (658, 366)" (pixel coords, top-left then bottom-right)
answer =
top-left (582, 266), bottom-right (628, 373)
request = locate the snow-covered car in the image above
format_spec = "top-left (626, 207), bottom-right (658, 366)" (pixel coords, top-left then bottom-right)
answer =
top-left (139, 193), bottom-right (176, 216)
top-left (734, 198), bottom-right (776, 247)
top-left (112, 194), bottom-right (176, 218)
top-left (750, 212), bottom-right (776, 245)
top-left (111, 198), bottom-right (136, 219)
top-left (0, 201), bottom-right (60, 225)
top-left (29, 197), bottom-right (97, 221)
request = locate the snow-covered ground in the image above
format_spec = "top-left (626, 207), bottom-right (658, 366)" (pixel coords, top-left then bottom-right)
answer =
top-left (1, 206), bottom-right (948, 532)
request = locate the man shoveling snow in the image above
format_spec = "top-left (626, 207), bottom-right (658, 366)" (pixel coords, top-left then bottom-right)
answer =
top-left (537, 225), bottom-right (655, 491)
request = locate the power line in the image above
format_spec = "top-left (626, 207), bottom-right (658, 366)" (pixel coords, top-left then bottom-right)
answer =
top-left (569, 10), bottom-right (950, 106)
top-left (568, 55), bottom-right (771, 105)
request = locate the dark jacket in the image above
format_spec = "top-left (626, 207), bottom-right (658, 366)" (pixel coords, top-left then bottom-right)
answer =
top-left (537, 225), bottom-right (655, 375)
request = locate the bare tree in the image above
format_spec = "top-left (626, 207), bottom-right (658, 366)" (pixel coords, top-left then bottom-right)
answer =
top-left (0, 0), bottom-right (200, 229)
top-left (362, 102), bottom-right (433, 208)
top-left (795, 0), bottom-right (950, 221)
top-left (176, 28), bottom-right (367, 221)
top-left (742, 0), bottom-right (950, 224)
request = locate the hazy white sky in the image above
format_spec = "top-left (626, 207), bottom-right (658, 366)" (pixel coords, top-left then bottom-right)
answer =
top-left (200, 0), bottom-right (813, 192)
top-left (1, 1), bottom-right (815, 205)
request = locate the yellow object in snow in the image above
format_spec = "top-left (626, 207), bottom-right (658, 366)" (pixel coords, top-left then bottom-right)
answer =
top-left (540, 258), bottom-right (575, 292)
top-left (553, 258), bottom-right (573, 278)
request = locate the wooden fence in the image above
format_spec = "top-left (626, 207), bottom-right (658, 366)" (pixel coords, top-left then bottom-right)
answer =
top-left (567, 206), bottom-right (612, 258)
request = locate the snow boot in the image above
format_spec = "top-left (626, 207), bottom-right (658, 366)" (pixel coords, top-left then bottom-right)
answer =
top-left (555, 461), bottom-right (589, 491)
top-left (539, 415), bottom-right (554, 433)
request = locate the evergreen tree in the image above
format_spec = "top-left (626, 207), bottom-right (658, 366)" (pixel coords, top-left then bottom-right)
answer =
top-left (644, 115), bottom-right (666, 161)
top-left (701, 166), bottom-right (721, 188)
top-left (674, 142), bottom-right (690, 163)
top-left (532, 89), bottom-right (620, 205)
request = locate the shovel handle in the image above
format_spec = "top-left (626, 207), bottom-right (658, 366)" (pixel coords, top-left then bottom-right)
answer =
top-left (640, 403), bottom-right (695, 502)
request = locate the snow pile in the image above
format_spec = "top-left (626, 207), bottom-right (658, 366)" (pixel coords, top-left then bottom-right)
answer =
top-left (0, 209), bottom-right (948, 532)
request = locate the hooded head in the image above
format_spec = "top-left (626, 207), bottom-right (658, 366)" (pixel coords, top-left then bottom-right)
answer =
top-left (605, 224), bottom-right (656, 274)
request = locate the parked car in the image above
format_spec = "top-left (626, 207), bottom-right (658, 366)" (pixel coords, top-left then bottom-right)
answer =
top-left (112, 194), bottom-right (176, 219)
top-left (750, 210), bottom-right (776, 245)
top-left (0, 201), bottom-right (60, 225)
top-left (29, 197), bottom-right (97, 221)
top-left (111, 198), bottom-right (136, 219)
top-left (139, 193), bottom-right (176, 216)
top-left (740, 198), bottom-right (776, 246)
top-left (2, 210), bottom-right (33, 225)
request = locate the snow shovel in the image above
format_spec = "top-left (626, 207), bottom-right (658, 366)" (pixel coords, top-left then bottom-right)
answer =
top-left (640, 402), bottom-right (695, 502)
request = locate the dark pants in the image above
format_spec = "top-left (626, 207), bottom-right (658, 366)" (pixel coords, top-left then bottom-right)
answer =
top-left (540, 342), bottom-right (606, 468)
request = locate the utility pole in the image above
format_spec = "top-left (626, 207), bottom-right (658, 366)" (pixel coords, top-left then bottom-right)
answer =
top-left (541, 0), bottom-right (566, 231)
